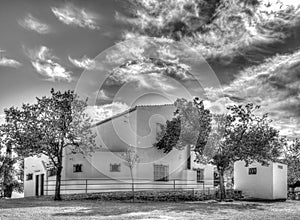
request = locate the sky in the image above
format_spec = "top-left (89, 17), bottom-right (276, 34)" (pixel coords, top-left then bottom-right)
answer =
top-left (0, 0), bottom-right (299, 138)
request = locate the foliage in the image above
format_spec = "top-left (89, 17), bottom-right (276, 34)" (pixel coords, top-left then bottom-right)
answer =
top-left (155, 100), bottom-right (283, 200)
top-left (0, 125), bottom-right (23, 198)
top-left (283, 138), bottom-right (300, 187)
top-left (207, 104), bottom-right (282, 199)
top-left (4, 89), bottom-right (97, 200)
top-left (154, 97), bottom-right (212, 156)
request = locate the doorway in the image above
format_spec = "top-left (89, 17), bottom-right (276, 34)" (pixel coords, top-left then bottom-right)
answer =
top-left (40, 174), bottom-right (44, 196)
top-left (35, 174), bottom-right (45, 196)
top-left (35, 175), bottom-right (39, 196)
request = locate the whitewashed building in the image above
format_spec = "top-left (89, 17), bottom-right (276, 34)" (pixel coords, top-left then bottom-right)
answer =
top-left (24, 104), bottom-right (214, 197)
top-left (234, 161), bottom-right (287, 200)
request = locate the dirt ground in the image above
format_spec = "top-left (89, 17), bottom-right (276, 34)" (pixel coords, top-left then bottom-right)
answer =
top-left (1, 197), bottom-right (300, 220)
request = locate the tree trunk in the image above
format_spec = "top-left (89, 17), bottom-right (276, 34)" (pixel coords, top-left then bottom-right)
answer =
top-left (130, 168), bottom-right (135, 202)
top-left (2, 143), bottom-right (14, 198)
top-left (54, 166), bottom-right (62, 201)
top-left (218, 169), bottom-right (226, 201)
top-left (3, 184), bottom-right (13, 198)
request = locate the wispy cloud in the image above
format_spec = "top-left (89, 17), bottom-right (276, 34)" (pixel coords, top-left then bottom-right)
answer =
top-left (68, 55), bottom-right (97, 70)
top-left (85, 102), bottom-right (130, 123)
top-left (205, 50), bottom-right (300, 138)
top-left (18, 14), bottom-right (51, 34)
top-left (25, 46), bottom-right (72, 82)
top-left (51, 3), bottom-right (100, 30)
top-left (0, 57), bottom-right (22, 68)
top-left (97, 89), bottom-right (111, 101)
top-left (119, 0), bottom-right (300, 65)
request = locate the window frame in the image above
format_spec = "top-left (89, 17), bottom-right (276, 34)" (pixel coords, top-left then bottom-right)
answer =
top-left (110, 163), bottom-right (121, 172)
top-left (154, 164), bottom-right (169, 182)
top-left (196, 168), bottom-right (204, 183)
top-left (73, 164), bottom-right (83, 173)
top-left (248, 167), bottom-right (257, 175)
top-left (26, 173), bottom-right (33, 181)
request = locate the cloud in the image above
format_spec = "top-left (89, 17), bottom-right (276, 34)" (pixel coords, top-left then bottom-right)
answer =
top-left (118, 0), bottom-right (300, 65)
top-left (106, 57), bottom-right (193, 91)
top-left (25, 46), bottom-right (72, 82)
top-left (85, 102), bottom-right (130, 123)
top-left (205, 50), bottom-right (300, 138)
top-left (0, 57), bottom-right (22, 68)
top-left (68, 55), bottom-right (98, 70)
top-left (51, 3), bottom-right (100, 30)
top-left (97, 89), bottom-right (110, 101)
top-left (18, 14), bottom-right (51, 34)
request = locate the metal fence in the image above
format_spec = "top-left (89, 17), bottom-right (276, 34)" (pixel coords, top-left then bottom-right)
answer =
top-left (44, 178), bottom-right (216, 195)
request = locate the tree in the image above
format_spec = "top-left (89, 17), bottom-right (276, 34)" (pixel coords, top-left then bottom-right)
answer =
top-left (4, 89), bottom-right (97, 200)
top-left (0, 124), bottom-right (23, 198)
top-left (154, 98), bottom-right (212, 159)
top-left (207, 104), bottom-right (282, 200)
top-left (283, 138), bottom-right (300, 188)
top-left (155, 100), bottom-right (282, 201)
top-left (121, 146), bottom-right (139, 202)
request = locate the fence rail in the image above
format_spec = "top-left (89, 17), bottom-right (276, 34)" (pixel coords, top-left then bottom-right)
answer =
top-left (44, 178), bottom-right (216, 195)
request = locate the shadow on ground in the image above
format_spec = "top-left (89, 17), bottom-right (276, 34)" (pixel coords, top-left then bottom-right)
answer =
top-left (0, 197), bottom-right (272, 218)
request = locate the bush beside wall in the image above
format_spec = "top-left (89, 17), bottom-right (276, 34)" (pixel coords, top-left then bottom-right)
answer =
top-left (58, 189), bottom-right (242, 202)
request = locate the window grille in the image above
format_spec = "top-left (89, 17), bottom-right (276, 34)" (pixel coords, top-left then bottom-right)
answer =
top-left (197, 169), bottom-right (204, 183)
top-left (110, 163), bottom-right (121, 172)
top-left (26, 173), bottom-right (33, 181)
top-left (73, 164), bottom-right (82, 173)
top-left (47, 167), bottom-right (57, 177)
top-left (248, 167), bottom-right (257, 175)
top-left (154, 164), bottom-right (169, 181)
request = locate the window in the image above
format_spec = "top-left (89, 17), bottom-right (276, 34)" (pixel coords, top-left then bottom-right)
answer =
top-left (73, 164), bottom-right (82, 173)
top-left (154, 164), bottom-right (169, 181)
top-left (47, 167), bottom-right (57, 177)
top-left (110, 163), bottom-right (121, 172)
top-left (197, 169), bottom-right (204, 183)
top-left (248, 167), bottom-right (257, 175)
top-left (26, 173), bottom-right (33, 181)
top-left (278, 165), bottom-right (283, 169)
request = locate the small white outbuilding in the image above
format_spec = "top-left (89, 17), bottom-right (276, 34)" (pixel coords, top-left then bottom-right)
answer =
top-left (234, 161), bottom-right (287, 200)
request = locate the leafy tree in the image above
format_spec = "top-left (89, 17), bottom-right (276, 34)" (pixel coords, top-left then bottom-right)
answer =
top-left (155, 101), bottom-right (282, 200)
top-left (154, 98), bottom-right (212, 159)
top-left (208, 104), bottom-right (282, 200)
top-left (283, 138), bottom-right (300, 187)
top-left (121, 146), bottom-right (139, 202)
top-left (0, 125), bottom-right (23, 198)
top-left (4, 89), bottom-right (97, 200)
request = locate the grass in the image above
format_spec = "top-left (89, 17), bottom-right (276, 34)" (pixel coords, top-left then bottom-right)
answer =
top-left (0, 197), bottom-right (300, 220)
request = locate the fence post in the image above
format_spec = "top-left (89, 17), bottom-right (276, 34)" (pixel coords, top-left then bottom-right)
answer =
top-left (85, 179), bottom-right (88, 194)
top-left (173, 180), bottom-right (176, 190)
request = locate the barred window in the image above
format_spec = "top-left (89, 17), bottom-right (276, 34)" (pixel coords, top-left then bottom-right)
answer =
top-left (154, 164), bottom-right (169, 181)
top-left (110, 163), bottom-right (121, 172)
top-left (197, 169), bottom-right (204, 183)
top-left (47, 167), bottom-right (57, 177)
top-left (26, 173), bottom-right (33, 181)
top-left (248, 167), bottom-right (257, 175)
top-left (73, 164), bottom-right (82, 173)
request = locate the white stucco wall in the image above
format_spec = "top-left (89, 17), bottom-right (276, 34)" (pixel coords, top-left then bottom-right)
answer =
top-left (24, 105), bottom-right (215, 196)
top-left (24, 155), bottom-right (49, 197)
top-left (273, 163), bottom-right (287, 199)
top-left (234, 161), bottom-right (287, 200)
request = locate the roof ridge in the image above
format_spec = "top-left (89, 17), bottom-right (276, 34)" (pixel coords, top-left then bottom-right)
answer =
top-left (93, 103), bottom-right (174, 127)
